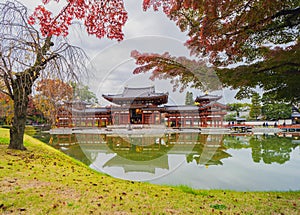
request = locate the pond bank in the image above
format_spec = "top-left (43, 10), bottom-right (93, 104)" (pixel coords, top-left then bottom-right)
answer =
top-left (49, 126), bottom-right (285, 135)
top-left (0, 128), bottom-right (299, 214)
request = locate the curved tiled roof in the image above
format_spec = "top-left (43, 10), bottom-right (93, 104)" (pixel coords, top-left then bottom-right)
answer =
top-left (195, 94), bottom-right (222, 102)
top-left (102, 86), bottom-right (168, 105)
top-left (165, 105), bottom-right (199, 112)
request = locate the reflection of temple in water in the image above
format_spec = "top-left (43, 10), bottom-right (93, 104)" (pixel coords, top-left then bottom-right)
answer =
top-left (103, 133), bottom-right (231, 173)
top-left (165, 133), bottom-right (231, 166)
top-left (187, 134), bottom-right (231, 166)
top-left (53, 133), bottom-right (232, 174)
top-left (52, 132), bottom-right (300, 175)
top-left (103, 155), bottom-right (169, 174)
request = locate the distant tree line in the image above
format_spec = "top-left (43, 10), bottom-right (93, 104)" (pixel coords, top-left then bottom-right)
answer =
top-left (226, 93), bottom-right (293, 121)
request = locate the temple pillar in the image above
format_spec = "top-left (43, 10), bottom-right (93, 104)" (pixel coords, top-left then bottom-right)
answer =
top-left (152, 111), bottom-right (155, 124)
top-left (159, 113), bottom-right (161, 125)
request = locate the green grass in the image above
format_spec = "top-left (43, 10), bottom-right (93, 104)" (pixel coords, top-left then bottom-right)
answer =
top-left (0, 128), bottom-right (299, 214)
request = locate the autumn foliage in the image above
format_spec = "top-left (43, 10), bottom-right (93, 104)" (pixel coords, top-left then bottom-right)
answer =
top-left (142, 0), bottom-right (300, 65)
top-left (29, 0), bottom-right (128, 40)
top-left (34, 79), bottom-right (73, 124)
top-left (132, 0), bottom-right (300, 103)
top-left (0, 92), bottom-right (13, 124)
top-left (131, 50), bottom-right (221, 92)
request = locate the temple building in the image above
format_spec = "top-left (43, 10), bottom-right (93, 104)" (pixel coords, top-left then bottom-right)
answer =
top-left (56, 86), bottom-right (228, 128)
top-left (195, 94), bottom-right (228, 127)
top-left (103, 86), bottom-right (168, 125)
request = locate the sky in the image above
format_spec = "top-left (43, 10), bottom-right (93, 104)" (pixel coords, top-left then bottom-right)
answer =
top-left (14, 0), bottom-right (250, 105)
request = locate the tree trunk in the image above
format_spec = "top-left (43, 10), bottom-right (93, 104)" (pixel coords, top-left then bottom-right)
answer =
top-left (8, 74), bottom-right (32, 150)
top-left (9, 104), bottom-right (28, 150)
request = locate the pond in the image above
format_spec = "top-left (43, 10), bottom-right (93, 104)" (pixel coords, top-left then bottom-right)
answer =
top-left (47, 132), bottom-right (300, 191)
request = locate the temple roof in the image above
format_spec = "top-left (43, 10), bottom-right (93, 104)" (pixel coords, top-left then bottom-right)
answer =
top-left (165, 105), bottom-right (199, 112)
top-left (102, 86), bottom-right (168, 105)
top-left (199, 101), bottom-right (228, 109)
top-left (195, 94), bottom-right (222, 103)
top-left (71, 107), bottom-right (110, 115)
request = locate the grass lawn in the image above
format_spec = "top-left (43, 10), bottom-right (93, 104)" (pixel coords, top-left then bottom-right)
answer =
top-left (0, 128), bottom-right (299, 214)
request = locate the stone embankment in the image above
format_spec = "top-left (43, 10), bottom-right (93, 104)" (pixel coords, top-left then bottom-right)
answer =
top-left (49, 126), bottom-right (285, 135)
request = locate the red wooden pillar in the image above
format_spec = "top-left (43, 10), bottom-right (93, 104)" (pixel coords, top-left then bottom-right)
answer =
top-left (112, 113), bottom-right (114, 125)
top-left (127, 112), bottom-right (130, 124)
top-left (152, 111), bottom-right (155, 124)
top-left (159, 113), bottom-right (161, 125)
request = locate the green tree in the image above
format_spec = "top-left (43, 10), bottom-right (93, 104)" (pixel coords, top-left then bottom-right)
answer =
top-left (185, 91), bottom-right (194, 105)
top-left (261, 94), bottom-right (292, 120)
top-left (224, 113), bottom-right (236, 122)
top-left (249, 93), bottom-right (261, 120)
top-left (227, 103), bottom-right (244, 117)
top-left (70, 82), bottom-right (98, 104)
top-left (216, 44), bottom-right (300, 103)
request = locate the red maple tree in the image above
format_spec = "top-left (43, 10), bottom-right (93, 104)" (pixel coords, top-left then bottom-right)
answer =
top-left (131, 50), bottom-right (221, 92)
top-left (142, 0), bottom-right (299, 65)
top-left (133, 0), bottom-right (299, 103)
top-left (0, 0), bottom-right (128, 150)
top-left (29, 0), bottom-right (128, 40)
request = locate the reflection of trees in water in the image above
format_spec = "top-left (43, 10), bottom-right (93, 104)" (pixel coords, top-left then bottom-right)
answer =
top-left (51, 133), bottom-right (299, 167)
top-left (224, 135), bottom-right (299, 164)
top-left (249, 136), bottom-right (297, 164)
top-left (223, 135), bottom-right (252, 149)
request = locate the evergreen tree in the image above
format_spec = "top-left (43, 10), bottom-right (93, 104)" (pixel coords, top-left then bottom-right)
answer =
top-left (185, 91), bottom-right (194, 105)
top-left (250, 93), bottom-right (261, 120)
top-left (261, 94), bottom-right (292, 120)
top-left (227, 103), bottom-right (244, 117)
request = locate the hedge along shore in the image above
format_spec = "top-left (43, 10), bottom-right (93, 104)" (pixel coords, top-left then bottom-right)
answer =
top-left (0, 128), bottom-right (299, 214)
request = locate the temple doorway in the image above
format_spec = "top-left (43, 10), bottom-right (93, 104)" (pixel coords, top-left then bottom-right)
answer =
top-left (130, 108), bottom-right (143, 124)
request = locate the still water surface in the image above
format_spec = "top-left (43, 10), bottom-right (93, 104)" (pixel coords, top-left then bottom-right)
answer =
top-left (49, 132), bottom-right (300, 191)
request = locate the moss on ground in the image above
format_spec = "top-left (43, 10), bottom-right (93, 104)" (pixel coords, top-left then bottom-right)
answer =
top-left (0, 128), bottom-right (299, 214)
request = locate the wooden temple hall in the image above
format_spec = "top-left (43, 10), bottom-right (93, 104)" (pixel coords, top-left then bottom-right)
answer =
top-left (56, 86), bottom-right (228, 128)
